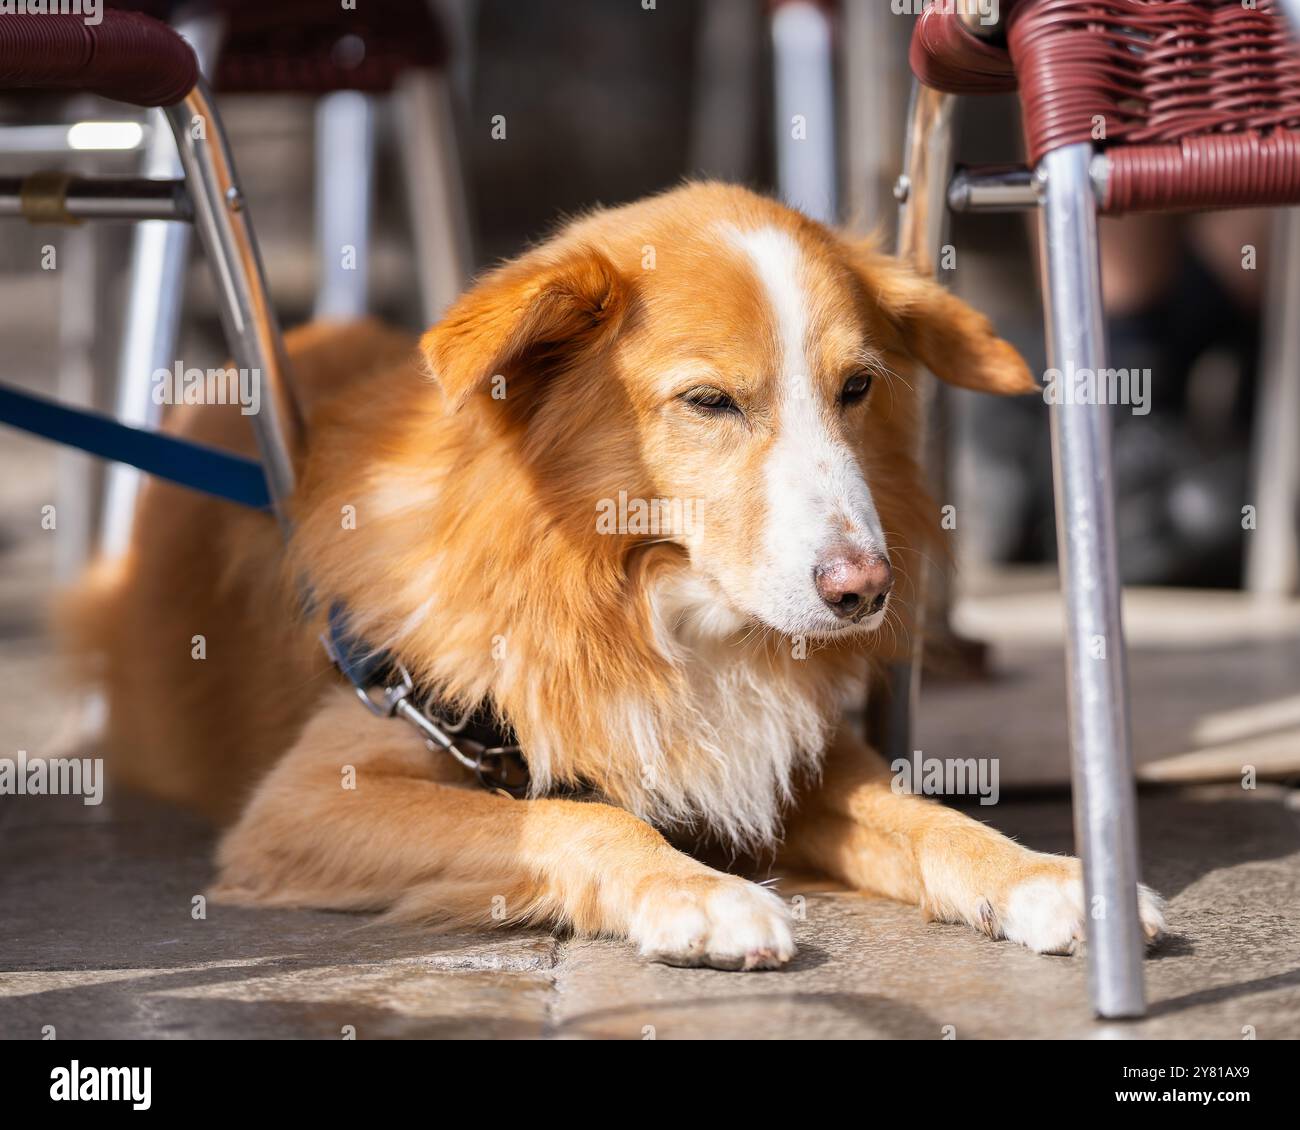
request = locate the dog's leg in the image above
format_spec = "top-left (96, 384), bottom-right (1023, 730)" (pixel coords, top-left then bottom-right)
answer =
top-left (213, 688), bottom-right (794, 970)
top-left (784, 735), bottom-right (1164, 954)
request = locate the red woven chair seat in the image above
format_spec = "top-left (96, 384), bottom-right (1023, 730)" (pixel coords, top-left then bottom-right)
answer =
top-left (909, 7), bottom-right (1017, 93)
top-left (911, 0), bottom-right (1300, 214)
top-left (0, 8), bottom-right (196, 107)
top-left (115, 0), bottom-right (449, 94)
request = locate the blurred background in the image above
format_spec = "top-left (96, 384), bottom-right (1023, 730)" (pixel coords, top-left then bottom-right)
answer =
top-left (0, 0), bottom-right (1297, 787)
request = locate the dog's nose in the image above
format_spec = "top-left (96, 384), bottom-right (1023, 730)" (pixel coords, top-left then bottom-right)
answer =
top-left (813, 552), bottom-right (892, 621)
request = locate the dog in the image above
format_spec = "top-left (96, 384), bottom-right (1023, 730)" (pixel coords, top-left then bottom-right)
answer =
top-left (65, 182), bottom-right (1164, 970)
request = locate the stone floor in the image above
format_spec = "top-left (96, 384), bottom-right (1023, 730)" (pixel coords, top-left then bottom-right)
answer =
top-left (2, 778), bottom-right (1298, 1040)
top-left (2, 488), bottom-right (1299, 1038)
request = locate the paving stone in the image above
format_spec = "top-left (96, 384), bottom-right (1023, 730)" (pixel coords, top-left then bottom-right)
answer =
top-left (547, 788), bottom-right (1300, 1040)
top-left (2, 785), bottom-right (1297, 1040)
top-left (0, 792), bottom-right (559, 1039)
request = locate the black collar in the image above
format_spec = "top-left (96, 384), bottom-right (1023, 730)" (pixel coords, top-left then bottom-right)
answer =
top-left (323, 605), bottom-right (530, 797)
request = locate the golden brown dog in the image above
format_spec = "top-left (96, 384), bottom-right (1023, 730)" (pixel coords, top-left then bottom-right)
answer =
top-left (66, 183), bottom-right (1164, 969)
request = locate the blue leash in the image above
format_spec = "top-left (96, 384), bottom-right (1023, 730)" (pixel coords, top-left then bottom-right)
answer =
top-left (0, 383), bottom-right (271, 510)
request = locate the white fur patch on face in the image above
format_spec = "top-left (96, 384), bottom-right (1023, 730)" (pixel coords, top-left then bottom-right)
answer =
top-left (720, 224), bottom-right (888, 636)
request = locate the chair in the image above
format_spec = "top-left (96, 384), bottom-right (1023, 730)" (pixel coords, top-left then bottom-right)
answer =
top-left (0, 8), bottom-right (300, 518)
top-left (896, 0), bottom-right (1300, 1018)
top-left (94, 0), bottom-right (470, 555)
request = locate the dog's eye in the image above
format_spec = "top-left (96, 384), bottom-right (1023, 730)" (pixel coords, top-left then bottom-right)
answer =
top-left (682, 387), bottom-right (741, 416)
top-left (841, 371), bottom-right (874, 406)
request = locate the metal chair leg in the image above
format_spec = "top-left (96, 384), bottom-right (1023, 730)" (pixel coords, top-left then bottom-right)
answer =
top-left (98, 116), bottom-right (196, 557)
top-left (841, 0), bottom-right (912, 235)
top-left (163, 80), bottom-right (300, 518)
top-left (771, 0), bottom-right (838, 225)
top-left (873, 81), bottom-right (954, 763)
top-left (99, 12), bottom-right (222, 557)
top-left (313, 90), bottom-right (376, 321)
top-left (55, 224), bottom-right (98, 580)
top-left (1038, 142), bottom-right (1146, 1019)
top-left (1245, 207), bottom-right (1300, 597)
top-left (394, 68), bottom-right (473, 326)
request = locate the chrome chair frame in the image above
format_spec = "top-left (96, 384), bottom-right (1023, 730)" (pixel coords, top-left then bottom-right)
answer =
top-left (1, 78), bottom-right (302, 522)
top-left (894, 77), bottom-right (1147, 1018)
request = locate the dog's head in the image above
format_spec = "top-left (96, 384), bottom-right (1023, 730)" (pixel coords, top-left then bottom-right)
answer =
top-left (421, 183), bottom-right (1033, 644)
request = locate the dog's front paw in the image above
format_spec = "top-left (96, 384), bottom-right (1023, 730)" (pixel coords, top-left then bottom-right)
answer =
top-left (991, 859), bottom-right (1166, 956)
top-left (630, 874), bottom-right (796, 971)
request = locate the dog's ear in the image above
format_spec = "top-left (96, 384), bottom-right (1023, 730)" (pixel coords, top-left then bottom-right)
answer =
top-left (420, 244), bottom-right (630, 411)
top-left (847, 243), bottom-right (1037, 395)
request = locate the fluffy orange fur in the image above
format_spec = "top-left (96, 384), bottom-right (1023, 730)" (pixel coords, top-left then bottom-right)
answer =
top-left (64, 183), bottom-right (1163, 967)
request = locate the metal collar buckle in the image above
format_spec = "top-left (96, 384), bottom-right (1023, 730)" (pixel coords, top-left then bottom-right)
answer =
top-left (351, 663), bottom-right (530, 799)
